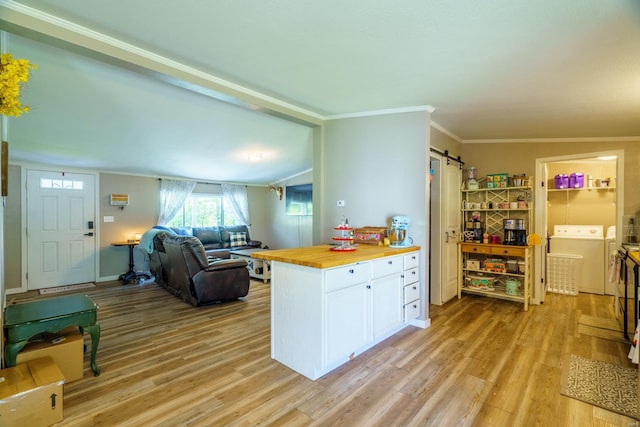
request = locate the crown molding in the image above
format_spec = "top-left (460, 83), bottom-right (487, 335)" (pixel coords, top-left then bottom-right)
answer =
top-left (462, 136), bottom-right (640, 143)
top-left (270, 169), bottom-right (313, 186)
top-left (430, 121), bottom-right (463, 142)
top-left (0, 0), bottom-right (324, 127)
top-left (325, 105), bottom-right (435, 120)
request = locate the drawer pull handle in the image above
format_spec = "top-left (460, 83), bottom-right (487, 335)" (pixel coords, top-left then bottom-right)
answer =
top-left (348, 269), bottom-right (354, 274)
top-left (412, 286), bottom-right (417, 290)
top-left (366, 285), bottom-right (371, 289)
top-left (388, 260), bottom-right (393, 265)
top-left (411, 271), bottom-right (416, 276)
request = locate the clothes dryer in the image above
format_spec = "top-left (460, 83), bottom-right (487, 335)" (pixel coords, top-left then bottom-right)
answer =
top-left (549, 225), bottom-right (605, 295)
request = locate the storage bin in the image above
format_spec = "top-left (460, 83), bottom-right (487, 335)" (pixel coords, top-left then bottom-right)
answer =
top-left (546, 253), bottom-right (582, 295)
top-left (569, 172), bottom-right (584, 188)
top-left (484, 259), bottom-right (506, 272)
top-left (506, 259), bottom-right (518, 273)
top-left (487, 173), bottom-right (509, 188)
top-left (465, 274), bottom-right (495, 290)
top-left (466, 259), bottom-right (481, 270)
top-left (554, 174), bottom-right (568, 189)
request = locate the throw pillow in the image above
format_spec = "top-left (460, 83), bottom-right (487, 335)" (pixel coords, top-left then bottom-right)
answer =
top-left (229, 231), bottom-right (247, 247)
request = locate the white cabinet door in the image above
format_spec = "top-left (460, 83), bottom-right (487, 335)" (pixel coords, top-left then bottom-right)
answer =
top-left (371, 273), bottom-right (403, 341)
top-left (325, 283), bottom-right (369, 366)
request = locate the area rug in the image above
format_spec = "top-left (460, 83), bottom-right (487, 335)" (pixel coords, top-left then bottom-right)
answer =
top-left (578, 314), bottom-right (628, 343)
top-left (38, 282), bottom-right (96, 295)
top-left (560, 354), bottom-right (638, 418)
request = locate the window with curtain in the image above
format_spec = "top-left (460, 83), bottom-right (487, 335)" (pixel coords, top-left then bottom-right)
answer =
top-left (167, 193), bottom-right (245, 227)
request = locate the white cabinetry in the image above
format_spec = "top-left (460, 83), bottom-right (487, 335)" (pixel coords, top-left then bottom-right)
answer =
top-left (271, 250), bottom-right (419, 380)
top-left (325, 263), bottom-right (370, 366)
top-left (371, 256), bottom-right (404, 341)
top-left (403, 252), bottom-right (420, 321)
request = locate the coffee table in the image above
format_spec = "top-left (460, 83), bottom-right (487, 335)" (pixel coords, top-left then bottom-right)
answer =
top-left (230, 248), bottom-right (271, 283)
top-left (4, 294), bottom-right (101, 376)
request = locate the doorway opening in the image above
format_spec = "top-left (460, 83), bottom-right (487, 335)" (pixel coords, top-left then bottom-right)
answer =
top-left (534, 150), bottom-right (624, 303)
top-left (429, 150), bottom-right (462, 306)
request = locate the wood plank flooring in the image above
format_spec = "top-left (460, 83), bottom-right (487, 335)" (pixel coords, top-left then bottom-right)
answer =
top-left (10, 281), bottom-right (638, 426)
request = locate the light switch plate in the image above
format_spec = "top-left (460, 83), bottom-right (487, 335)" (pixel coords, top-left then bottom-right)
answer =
top-left (103, 216), bottom-right (114, 222)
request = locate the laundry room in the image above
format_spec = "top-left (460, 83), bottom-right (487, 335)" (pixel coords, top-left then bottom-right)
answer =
top-left (546, 157), bottom-right (617, 296)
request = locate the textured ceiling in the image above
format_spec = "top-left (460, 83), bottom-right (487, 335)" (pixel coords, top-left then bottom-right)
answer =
top-left (1, 0), bottom-right (639, 184)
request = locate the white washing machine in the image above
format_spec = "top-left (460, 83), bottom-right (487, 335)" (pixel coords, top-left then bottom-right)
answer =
top-left (550, 225), bottom-right (605, 295)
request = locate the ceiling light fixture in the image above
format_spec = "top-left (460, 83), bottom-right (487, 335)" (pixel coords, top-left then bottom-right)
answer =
top-left (248, 152), bottom-right (263, 161)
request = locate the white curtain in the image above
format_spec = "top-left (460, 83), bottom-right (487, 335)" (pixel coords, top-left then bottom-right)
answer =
top-left (157, 179), bottom-right (196, 225)
top-left (221, 183), bottom-right (250, 225)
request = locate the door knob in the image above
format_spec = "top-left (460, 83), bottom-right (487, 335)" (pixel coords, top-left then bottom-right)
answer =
top-left (84, 232), bottom-right (94, 236)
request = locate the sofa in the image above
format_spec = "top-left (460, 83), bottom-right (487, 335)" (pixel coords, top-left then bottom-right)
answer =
top-left (158, 234), bottom-right (250, 306)
top-left (170, 225), bottom-right (261, 259)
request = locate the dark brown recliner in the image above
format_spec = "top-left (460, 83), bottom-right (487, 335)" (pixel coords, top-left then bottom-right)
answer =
top-left (162, 235), bottom-right (250, 306)
top-left (148, 231), bottom-right (169, 286)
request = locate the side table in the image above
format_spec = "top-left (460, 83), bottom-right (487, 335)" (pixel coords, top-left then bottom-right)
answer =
top-left (230, 248), bottom-right (271, 283)
top-left (4, 294), bottom-right (101, 376)
top-left (111, 240), bottom-right (151, 285)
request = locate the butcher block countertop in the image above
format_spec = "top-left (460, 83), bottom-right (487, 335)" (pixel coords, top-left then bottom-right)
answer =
top-left (629, 250), bottom-right (640, 265)
top-left (253, 244), bottom-right (420, 269)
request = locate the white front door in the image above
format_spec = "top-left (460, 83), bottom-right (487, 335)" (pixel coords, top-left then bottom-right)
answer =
top-left (26, 169), bottom-right (96, 289)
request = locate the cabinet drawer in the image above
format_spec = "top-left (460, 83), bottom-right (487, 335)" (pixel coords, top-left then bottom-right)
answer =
top-left (491, 246), bottom-right (525, 257)
top-left (371, 256), bottom-right (403, 278)
top-left (404, 299), bottom-right (420, 322)
top-left (403, 282), bottom-right (420, 303)
top-left (403, 267), bottom-right (419, 286)
top-left (460, 244), bottom-right (491, 254)
top-left (325, 262), bottom-right (370, 292)
top-left (404, 252), bottom-right (419, 270)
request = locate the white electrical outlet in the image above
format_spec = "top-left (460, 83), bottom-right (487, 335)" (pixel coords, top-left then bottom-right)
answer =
top-left (337, 200), bottom-right (345, 207)
top-left (104, 216), bottom-right (114, 222)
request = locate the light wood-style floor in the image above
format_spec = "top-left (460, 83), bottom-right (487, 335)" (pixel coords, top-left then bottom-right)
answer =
top-left (11, 280), bottom-right (638, 426)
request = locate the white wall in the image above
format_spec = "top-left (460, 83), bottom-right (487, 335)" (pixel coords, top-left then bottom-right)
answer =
top-left (321, 111), bottom-right (430, 323)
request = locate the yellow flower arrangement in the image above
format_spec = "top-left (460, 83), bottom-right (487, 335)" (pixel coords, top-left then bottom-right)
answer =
top-left (0, 53), bottom-right (37, 117)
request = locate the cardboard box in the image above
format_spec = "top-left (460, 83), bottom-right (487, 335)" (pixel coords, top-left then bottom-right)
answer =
top-left (353, 227), bottom-right (387, 245)
top-left (0, 357), bottom-right (64, 427)
top-left (17, 327), bottom-right (84, 383)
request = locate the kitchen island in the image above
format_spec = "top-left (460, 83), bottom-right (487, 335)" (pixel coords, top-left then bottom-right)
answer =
top-left (254, 244), bottom-right (422, 380)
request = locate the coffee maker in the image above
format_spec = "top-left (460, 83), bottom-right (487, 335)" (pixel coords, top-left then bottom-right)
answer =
top-left (465, 221), bottom-right (485, 242)
top-left (503, 219), bottom-right (527, 246)
top-left (389, 215), bottom-right (412, 247)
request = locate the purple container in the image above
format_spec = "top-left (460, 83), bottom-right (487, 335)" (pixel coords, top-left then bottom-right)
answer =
top-left (570, 172), bottom-right (584, 188)
top-left (555, 174), bottom-right (568, 189)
